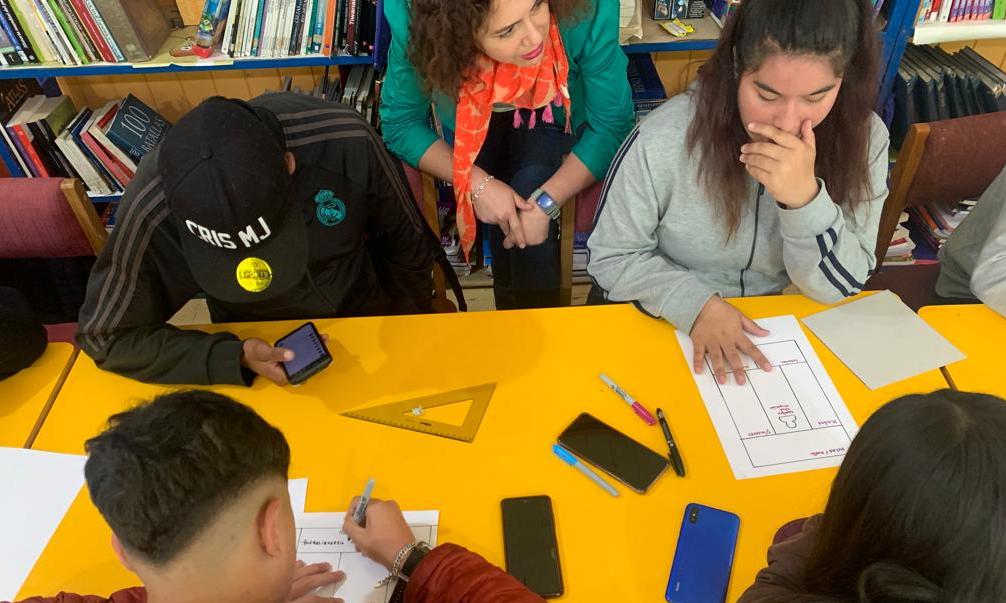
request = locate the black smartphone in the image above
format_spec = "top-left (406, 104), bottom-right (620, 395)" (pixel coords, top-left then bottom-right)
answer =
top-left (274, 322), bottom-right (332, 385)
top-left (557, 412), bottom-right (670, 493)
top-left (501, 495), bottom-right (563, 598)
top-left (665, 503), bottom-right (740, 603)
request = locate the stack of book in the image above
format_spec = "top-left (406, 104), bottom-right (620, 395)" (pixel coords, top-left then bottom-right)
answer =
top-left (0, 0), bottom-right (170, 66)
top-left (892, 44), bottom-right (1006, 148)
top-left (906, 199), bottom-right (975, 262)
top-left (219, 0), bottom-right (376, 59)
top-left (884, 211), bottom-right (918, 265)
top-left (917, 0), bottom-right (1006, 23)
top-left (1, 80), bottom-right (171, 193)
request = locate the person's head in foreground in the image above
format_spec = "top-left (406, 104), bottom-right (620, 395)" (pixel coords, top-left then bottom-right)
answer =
top-left (804, 389), bottom-right (1006, 601)
top-left (84, 390), bottom-right (345, 603)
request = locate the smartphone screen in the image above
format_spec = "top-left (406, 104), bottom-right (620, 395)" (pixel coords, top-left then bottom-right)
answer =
top-left (665, 503), bottom-right (740, 603)
top-left (557, 413), bottom-right (669, 493)
top-left (501, 496), bottom-right (563, 598)
top-left (275, 322), bottom-right (331, 384)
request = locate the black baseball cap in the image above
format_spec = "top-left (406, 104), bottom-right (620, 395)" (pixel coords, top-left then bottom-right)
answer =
top-left (159, 97), bottom-right (308, 304)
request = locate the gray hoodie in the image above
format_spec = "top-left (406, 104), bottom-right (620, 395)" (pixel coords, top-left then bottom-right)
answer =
top-left (936, 164), bottom-right (1006, 317)
top-left (587, 92), bottom-right (890, 333)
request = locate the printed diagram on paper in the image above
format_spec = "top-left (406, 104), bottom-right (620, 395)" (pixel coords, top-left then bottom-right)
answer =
top-left (676, 315), bottom-right (859, 479)
top-left (295, 511), bottom-right (439, 603)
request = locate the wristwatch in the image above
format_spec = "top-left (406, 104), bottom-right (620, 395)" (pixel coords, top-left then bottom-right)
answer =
top-left (388, 542), bottom-right (432, 603)
top-left (529, 188), bottom-right (562, 220)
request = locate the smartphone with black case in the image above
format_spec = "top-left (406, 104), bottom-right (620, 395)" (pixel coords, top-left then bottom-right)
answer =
top-left (557, 412), bottom-right (669, 493)
top-left (274, 322), bottom-right (332, 385)
top-left (501, 495), bottom-right (563, 598)
top-left (665, 503), bottom-right (740, 603)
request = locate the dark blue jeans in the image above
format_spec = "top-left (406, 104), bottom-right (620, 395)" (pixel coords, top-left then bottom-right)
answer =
top-left (474, 108), bottom-right (574, 310)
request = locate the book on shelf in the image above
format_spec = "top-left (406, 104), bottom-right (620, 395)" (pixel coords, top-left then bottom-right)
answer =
top-left (104, 93), bottom-right (171, 163)
top-left (920, 0), bottom-right (1005, 22)
top-left (0, 88), bottom-right (171, 194)
top-left (0, 77), bottom-right (43, 175)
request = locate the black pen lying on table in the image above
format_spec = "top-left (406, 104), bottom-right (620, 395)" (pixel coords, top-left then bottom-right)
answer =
top-left (656, 408), bottom-right (686, 477)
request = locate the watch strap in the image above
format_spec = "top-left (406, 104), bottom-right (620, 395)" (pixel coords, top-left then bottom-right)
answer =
top-left (388, 542), bottom-right (432, 603)
top-left (530, 188), bottom-right (562, 220)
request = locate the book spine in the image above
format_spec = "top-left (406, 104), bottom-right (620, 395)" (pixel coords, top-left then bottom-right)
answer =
top-left (321, 0), bottom-right (335, 55)
top-left (7, 124), bottom-right (38, 175)
top-left (56, 133), bottom-right (108, 194)
top-left (299, 0), bottom-right (312, 53)
top-left (222, 0), bottom-right (241, 56)
top-left (67, 0), bottom-right (111, 61)
top-left (45, 0), bottom-right (88, 62)
top-left (0, 2), bottom-right (26, 62)
top-left (251, 0), bottom-right (267, 55)
top-left (80, 128), bottom-right (129, 186)
top-left (56, 0), bottom-right (97, 59)
top-left (237, 0), bottom-right (253, 56)
top-left (927, 0), bottom-right (940, 21)
top-left (31, 118), bottom-right (73, 176)
top-left (0, 0), bottom-right (36, 61)
top-left (274, 0), bottom-right (291, 56)
top-left (13, 124), bottom-right (49, 176)
top-left (336, 0), bottom-right (347, 51)
top-left (10, 0), bottom-right (52, 62)
top-left (34, 0), bottom-right (73, 63)
top-left (81, 0), bottom-right (123, 60)
top-left (307, 0), bottom-right (320, 53)
top-left (28, 0), bottom-right (68, 63)
top-left (90, 0), bottom-right (147, 61)
top-left (289, 0), bottom-right (304, 55)
top-left (345, 0), bottom-right (356, 55)
top-left (71, 115), bottom-right (120, 191)
top-left (994, 0), bottom-right (1006, 19)
top-left (0, 123), bottom-right (29, 175)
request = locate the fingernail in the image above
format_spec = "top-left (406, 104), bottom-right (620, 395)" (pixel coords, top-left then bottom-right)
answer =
top-left (284, 351), bottom-right (294, 361)
top-left (748, 123), bottom-right (756, 130)
top-left (739, 154), bottom-right (746, 162)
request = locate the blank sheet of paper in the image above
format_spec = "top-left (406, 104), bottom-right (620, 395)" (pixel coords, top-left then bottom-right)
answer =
top-left (0, 448), bottom-right (87, 601)
top-left (802, 291), bottom-right (965, 390)
top-left (676, 316), bottom-right (858, 479)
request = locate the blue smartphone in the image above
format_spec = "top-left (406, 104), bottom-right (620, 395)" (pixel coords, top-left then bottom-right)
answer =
top-left (665, 503), bottom-right (740, 603)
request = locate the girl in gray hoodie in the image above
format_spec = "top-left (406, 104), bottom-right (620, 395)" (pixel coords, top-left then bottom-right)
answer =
top-left (588, 0), bottom-right (888, 385)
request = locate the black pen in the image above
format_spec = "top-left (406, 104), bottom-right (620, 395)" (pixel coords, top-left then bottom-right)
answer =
top-left (656, 408), bottom-right (686, 477)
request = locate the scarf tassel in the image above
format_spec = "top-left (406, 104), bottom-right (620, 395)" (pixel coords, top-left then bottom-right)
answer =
top-left (542, 103), bottom-right (554, 124)
top-left (513, 109), bottom-right (523, 128)
top-left (528, 109), bottom-right (537, 129)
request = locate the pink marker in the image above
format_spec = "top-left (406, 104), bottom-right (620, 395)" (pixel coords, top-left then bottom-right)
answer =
top-left (599, 374), bottom-right (657, 426)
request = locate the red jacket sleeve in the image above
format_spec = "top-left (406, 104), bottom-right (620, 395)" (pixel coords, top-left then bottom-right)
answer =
top-left (14, 587), bottom-right (146, 603)
top-left (405, 544), bottom-right (545, 603)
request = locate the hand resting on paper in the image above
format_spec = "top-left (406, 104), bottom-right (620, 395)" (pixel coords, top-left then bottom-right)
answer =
top-left (690, 296), bottom-right (773, 386)
top-left (287, 560), bottom-right (346, 603)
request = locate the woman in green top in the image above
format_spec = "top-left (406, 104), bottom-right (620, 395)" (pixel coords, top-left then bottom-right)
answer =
top-left (381, 0), bottom-right (634, 309)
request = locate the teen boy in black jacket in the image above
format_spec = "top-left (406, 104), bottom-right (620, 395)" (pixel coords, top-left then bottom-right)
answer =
top-left (77, 93), bottom-right (442, 386)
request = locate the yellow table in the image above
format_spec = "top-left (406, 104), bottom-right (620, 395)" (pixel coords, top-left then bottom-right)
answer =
top-left (0, 343), bottom-right (76, 448)
top-left (22, 297), bottom-right (949, 602)
top-left (920, 304), bottom-right (1005, 398)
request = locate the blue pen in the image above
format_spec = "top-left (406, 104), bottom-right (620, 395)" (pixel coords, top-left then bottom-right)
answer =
top-left (352, 478), bottom-right (376, 526)
top-left (552, 444), bottom-right (619, 497)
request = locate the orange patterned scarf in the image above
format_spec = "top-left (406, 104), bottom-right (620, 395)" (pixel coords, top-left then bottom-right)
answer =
top-left (453, 16), bottom-right (571, 260)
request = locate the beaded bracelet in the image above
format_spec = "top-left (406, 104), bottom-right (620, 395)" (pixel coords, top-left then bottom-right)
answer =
top-left (471, 174), bottom-right (495, 203)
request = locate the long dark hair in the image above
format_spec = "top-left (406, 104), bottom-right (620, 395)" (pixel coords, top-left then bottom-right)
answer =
top-left (686, 0), bottom-right (880, 238)
top-left (800, 390), bottom-right (1006, 601)
top-left (407, 0), bottom-right (585, 97)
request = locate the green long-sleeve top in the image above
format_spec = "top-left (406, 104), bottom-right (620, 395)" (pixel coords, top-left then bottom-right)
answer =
top-left (380, 0), bottom-right (635, 181)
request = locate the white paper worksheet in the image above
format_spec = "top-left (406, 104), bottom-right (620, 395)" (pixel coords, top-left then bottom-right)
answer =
top-left (676, 315), bottom-right (859, 480)
top-left (295, 511), bottom-right (439, 603)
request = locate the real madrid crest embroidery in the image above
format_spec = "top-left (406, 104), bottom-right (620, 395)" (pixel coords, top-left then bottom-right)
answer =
top-left (314, 189), bottom-right (346, 227)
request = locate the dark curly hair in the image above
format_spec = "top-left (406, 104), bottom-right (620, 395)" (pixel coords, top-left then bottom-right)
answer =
top-left (408, 0), bottom-right (587, 97)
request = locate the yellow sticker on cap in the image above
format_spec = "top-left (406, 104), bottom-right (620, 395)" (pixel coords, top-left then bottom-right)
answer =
top-left (236, 257), bottom-right (273, 293)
